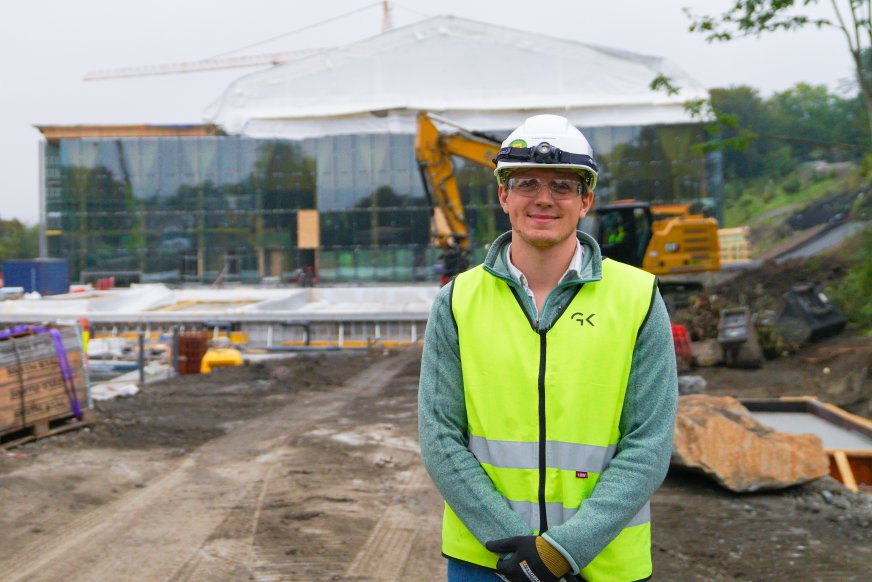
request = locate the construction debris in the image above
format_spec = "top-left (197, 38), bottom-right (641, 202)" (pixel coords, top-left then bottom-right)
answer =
top-left (775, 284), bottom-right (847, 344)
top-left (718, 307), bottom-right (764, 368)
top-left (690, 339), bottom-right (722, 367)
top-left (672, 395), bottom-right (829, 492)
top-left (677, 375), bottom-right (707, 396)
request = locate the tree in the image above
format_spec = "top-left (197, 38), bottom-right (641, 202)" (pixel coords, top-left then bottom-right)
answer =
top-left (0, 218), bottom-right (39, 262)
top-left (766, 82), bottom-right (867, 155)
top-left (709, 86), bottom-right (773, 179)
top-left (687, 0), bottom-right (872, 146)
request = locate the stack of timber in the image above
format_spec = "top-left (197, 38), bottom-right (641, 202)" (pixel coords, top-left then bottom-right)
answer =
top-left (717, 226), bottom-right (752, 264)
top-left (0, 326), bottom-right (92, 445)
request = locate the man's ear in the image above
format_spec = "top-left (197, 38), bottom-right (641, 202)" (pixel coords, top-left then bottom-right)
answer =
top-left (578, 190), bottom-right (595, 218)
top-left (498, 183), bottom-right (510, 213)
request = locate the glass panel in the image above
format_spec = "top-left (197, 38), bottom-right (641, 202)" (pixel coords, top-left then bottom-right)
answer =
top-left (158, 139), bottom-right (182, 200)
top-left (47, 125), bottom-right (715, 283)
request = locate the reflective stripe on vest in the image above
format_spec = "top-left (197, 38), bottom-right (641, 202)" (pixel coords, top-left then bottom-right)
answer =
top-left (469, 435), bottom-right (617, 472)
top-left (445, 258), bottom-right (656, 581)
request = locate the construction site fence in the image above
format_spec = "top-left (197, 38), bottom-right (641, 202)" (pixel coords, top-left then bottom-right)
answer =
top-left (91, 319), bottom-right (428, 349)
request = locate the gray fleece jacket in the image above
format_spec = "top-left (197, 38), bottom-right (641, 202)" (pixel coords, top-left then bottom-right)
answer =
top-left (418, 230), bottom-right (678, 574)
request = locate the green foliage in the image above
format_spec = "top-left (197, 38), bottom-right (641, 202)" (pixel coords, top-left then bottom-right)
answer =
top-left (0, 218), bottom-right (39, 263)
top-left (755, 319), bottom-right (801, 359)
top-left (687, 1), bottom-right (830, 42)
top-left (687, 1), bottom-right (872, 149)
top-left (723, 170), bottom-right (840, 227)
top-left (825, 225), bottom-right (872, 331)
top-left (767, 83), bottom-right (863, 153)
top-left (649, 74), bottom-right (680, 96)
top-left (709, 85), bottom-right (867, 183)
top-left (782, 175), bottom-right (802, 193)
top-left (860, 152), bottom-right (872, 177)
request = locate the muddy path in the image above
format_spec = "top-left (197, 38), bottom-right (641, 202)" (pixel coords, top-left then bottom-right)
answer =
top-left (0, 349), bottom-right (444, 581)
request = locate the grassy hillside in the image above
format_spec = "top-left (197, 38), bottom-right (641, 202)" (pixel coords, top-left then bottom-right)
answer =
top-left (720, 161), bottom-right (872, 333)
top-left (724, 172), bottom-right (845, 228)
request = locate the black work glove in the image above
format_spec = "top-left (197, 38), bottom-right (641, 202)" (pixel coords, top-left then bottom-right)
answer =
top-left (485, 535), bottom-right (571, 582)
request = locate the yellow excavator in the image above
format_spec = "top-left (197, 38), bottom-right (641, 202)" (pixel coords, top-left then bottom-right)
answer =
top-left (414, 112), bottom-right (501, 283)
top-left (414, 111), bottom-right (720, 287)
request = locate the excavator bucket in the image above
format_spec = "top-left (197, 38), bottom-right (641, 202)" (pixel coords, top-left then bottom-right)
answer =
top-left (775, 284), bottom-right (847, 344)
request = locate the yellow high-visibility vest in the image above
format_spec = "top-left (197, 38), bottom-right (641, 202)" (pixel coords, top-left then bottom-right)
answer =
top-left (445, 258), bottom-right (656, 582)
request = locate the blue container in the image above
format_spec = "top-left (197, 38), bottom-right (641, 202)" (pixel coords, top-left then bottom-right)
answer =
top-left (2, 259), bottom-right (70, 296)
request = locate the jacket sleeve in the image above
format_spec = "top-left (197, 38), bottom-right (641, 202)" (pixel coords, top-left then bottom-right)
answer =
top-left (418, 283), bottom-right (531, 545)
top-left (542, 289), bottom-right (678, 573)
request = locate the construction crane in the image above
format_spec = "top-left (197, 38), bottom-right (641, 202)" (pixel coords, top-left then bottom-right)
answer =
top-left (84, 1), bottom-right (395, 81)
top-left (84, 49), bottom-right (328, 81)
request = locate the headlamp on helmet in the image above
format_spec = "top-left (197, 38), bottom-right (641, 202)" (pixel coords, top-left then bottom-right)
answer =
top-left (493, 114), bottom-right (599, 190)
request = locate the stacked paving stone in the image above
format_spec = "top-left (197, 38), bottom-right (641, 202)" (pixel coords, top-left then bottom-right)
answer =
top-left (0, 326), bottom-right (87, 435)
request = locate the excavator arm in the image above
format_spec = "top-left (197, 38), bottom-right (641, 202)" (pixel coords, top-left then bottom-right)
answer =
top-left (414, 112), bottom-right (500, 281)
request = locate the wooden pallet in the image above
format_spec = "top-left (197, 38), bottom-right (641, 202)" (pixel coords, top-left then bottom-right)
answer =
top-left (0, 408), bottom-right (97, 450)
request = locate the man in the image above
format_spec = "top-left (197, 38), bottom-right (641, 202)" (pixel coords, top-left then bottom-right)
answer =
top-left (418, 114), bottom-right (678, 582)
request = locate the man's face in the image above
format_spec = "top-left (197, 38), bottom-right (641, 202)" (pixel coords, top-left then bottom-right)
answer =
top-left (498, 167), bottom-right (594, 250)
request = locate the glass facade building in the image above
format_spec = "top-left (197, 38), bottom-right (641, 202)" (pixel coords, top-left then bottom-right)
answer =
top-left (41, 123), bottom-right (721, 283)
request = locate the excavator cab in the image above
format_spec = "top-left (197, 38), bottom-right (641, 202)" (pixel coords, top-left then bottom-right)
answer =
top-left (592, 203), bottom-right (653, 268)
top-left (587, 200), bottom-right (720, 312)
top-left (588, 200), bottom-right (720, 276)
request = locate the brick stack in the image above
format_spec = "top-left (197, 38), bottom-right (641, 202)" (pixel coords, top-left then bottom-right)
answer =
top-left (0, 326), bottom-right (88, 435)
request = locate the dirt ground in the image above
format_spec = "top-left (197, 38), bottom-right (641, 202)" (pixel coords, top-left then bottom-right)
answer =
top-left (1, 341), bottom-right (870, 581)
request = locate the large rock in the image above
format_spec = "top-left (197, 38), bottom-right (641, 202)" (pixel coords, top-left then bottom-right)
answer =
top-left (672, 395), bottom-right (829, 492)
top-left (690, 339), bottom-right (722, 367)
top-left (677, 375), bottom-right (707, 396)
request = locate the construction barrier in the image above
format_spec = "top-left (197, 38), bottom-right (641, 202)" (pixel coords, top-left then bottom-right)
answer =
top-left (672, 324), bottom-right (692, 373)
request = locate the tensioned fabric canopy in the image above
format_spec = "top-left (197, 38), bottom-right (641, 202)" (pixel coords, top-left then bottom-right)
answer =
top-left (204, 15), bottom-right (709, 139)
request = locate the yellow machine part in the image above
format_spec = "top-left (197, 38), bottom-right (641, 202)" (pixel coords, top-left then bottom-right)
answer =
top-left (642, 215), bottom-right (721, 275)
top-left (200, 348), bottom-right (244, 374)
top-left (414, 112), bottom-right (500, 251)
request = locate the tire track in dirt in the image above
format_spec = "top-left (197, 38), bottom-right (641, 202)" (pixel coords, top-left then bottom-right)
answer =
top-left (168, 351), bottom-right (421, 582)
top-left (244, 348), bottom-right (442, 581)
top-left (1, 350), bottom-right (417, 582)
top-left (171, 467), bottom-right (277, 582)
top-left (344, 466), bottom-right (430, 579)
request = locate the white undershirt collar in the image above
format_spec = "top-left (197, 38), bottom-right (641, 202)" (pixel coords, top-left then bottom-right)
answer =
top-left (505, 239), bottom-right (584, 322)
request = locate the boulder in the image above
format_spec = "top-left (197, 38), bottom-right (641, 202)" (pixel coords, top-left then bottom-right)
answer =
top-left (677, 375), bottom-right (707, 396)
top-left (691, 339), bottom-right (722, 367)
top-left (672, 395), bottom-right (829, 492)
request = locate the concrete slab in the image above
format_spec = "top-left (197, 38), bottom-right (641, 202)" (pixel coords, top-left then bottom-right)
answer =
top-left (750, 411), bottom-right (872, 450)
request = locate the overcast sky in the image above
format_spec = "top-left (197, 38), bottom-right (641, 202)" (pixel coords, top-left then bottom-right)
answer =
top-left (1, 0), bottom-right (853, 225)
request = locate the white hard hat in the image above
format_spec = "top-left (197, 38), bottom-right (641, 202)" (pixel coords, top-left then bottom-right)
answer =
top-left (493, 114), bottom-right (598, 190)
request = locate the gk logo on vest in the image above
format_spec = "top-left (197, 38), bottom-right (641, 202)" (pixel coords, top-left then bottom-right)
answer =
top-left (570, 312), bottom-right (595, 327)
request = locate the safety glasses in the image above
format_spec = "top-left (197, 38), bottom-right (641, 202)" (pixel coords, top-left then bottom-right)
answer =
top-left (506, 177), bottom-right (584, 200)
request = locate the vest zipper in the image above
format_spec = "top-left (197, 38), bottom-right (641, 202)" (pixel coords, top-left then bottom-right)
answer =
top-left (537, 330), bottom-right (548, 533)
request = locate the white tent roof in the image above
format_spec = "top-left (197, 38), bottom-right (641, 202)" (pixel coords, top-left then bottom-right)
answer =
top-left (204, 15), bottom-right (709, 139)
